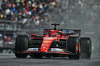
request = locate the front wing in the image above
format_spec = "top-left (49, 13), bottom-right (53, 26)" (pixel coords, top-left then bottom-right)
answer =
top-left (20, 48), bottom-right (76, 55)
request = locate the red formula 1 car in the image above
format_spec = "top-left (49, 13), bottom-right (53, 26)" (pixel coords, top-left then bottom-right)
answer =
top-left (14, 24), bottom-right (91, 59)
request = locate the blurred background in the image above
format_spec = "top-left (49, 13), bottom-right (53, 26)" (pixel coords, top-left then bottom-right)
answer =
top-left (0, 0), bottom-right (100, 58)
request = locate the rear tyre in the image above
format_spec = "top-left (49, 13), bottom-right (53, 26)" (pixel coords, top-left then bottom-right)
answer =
top-left (80, 37), bottom-right (91, 59)
top-left (67, 37), bottom-right (80, 59)
top-left (14, 35), bottom-right (29, 58)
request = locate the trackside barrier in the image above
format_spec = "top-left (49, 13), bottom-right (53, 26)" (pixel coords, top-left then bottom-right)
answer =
top-left (0, 47), bottom-right (13, 54)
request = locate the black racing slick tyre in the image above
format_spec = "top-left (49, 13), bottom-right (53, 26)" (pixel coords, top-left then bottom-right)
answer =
top-left (14, 35), bottom-right (29, 58)
top-left (80, 37), bottom-right (91, 59)
top-left (67, 37), bottom-right (80, 59)
top-left (15, 53), bottom-right (27, 58)
top-left (15, 35), bottom-right (29, 52)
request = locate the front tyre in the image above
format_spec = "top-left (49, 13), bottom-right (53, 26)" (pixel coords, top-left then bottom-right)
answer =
top-left (15, 53), bottom-right (27, 58)
top-left (15, 35), bottom-right (29, 52)
top-left (14, 35), bottom-right (29, 58)
top-left (67, 37), bottom-right (80, 59)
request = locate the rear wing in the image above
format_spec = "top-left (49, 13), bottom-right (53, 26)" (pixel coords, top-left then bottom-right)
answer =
top-left (61, 29), bottom-right (81, 36)
top-left (44, 29), bottom-right (81, 36)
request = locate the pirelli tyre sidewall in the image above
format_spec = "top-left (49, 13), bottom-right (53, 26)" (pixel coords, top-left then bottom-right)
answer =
top-left (15, 35), bottom-right (29, 53)
top-left (80, 37), bottom-right (91, 59)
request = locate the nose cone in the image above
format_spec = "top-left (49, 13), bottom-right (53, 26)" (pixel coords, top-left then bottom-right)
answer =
top-left (40, 46), bottom-right (48, 52)
top-left (40, 37), bottom-right (56, 52)
top-left (40, 41), bottom-right (51, 52)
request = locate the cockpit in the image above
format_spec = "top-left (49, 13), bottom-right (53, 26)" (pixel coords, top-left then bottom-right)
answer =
top-left (44, 30), bottom-right (63, 37)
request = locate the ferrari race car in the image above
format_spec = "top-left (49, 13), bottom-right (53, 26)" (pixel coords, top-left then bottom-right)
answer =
top-left (14, 24), bottom-right (91, 59)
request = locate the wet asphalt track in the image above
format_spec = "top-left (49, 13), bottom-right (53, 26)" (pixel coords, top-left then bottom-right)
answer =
top-left (0, 54), bottom-right (100, 66)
